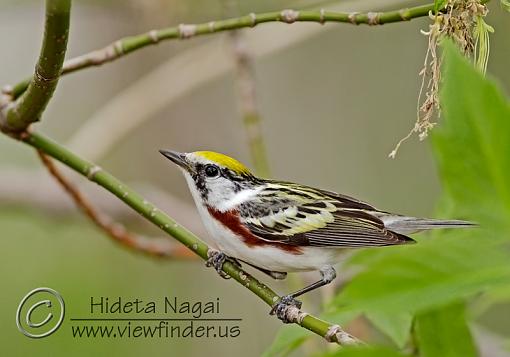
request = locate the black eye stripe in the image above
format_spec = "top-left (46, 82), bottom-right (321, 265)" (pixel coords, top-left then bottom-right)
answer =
top-left (221, 168), bottom-right (240, 181)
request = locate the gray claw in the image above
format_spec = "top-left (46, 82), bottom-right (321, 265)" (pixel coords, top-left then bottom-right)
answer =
top-left (205, 250), bottom-right (240, 279)
top-left (270, 295), bottom-right (302, 324)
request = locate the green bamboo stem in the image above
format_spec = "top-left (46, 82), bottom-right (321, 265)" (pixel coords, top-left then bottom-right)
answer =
top-left (21, 130), bottom-right (357, 345)
top-left (4, 1), bottom-right (466, 100)
top-left (0, 0), bottom-right (70, 132)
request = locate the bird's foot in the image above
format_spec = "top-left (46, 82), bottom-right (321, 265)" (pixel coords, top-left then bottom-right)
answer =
top-left (270, 295), bottom-right (303, 324)
top-left (205, 250), bottom-right (239, 279)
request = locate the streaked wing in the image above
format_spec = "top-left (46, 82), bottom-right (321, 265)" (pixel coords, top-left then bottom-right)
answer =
top-left (238, 181), bottom-right (413, 248)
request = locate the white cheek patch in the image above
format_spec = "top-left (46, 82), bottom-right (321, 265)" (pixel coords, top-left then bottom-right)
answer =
top-left (217, 187), bottom-right (263, 212)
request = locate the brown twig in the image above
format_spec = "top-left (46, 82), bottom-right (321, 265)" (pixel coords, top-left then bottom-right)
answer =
top-left (36, 150), bottom-right (195, 259)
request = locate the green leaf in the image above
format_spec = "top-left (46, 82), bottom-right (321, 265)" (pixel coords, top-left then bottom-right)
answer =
top-left (433, 41), bottom-right (510, 231)
top-left (329, 41), bottom-right (510, 349)
top-left (415, 302), bottom-right (477, 357)
top-left (332, 237), bottom-right (510, 314)
top-left (262, 325), bottom-right (311, 357)
top-left (365, 311), bottom-right (413, 348)
top-left (434, 0), bottom-right (448, 12)
top-left (501, 0), bottom-right (510, 12)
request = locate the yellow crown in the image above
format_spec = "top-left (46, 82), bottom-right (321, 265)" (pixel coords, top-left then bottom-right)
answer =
top-left (194, 151), bottom-right (251, 175)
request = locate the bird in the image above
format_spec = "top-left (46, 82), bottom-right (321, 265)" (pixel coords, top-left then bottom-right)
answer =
top-left (159, 149), bottom-right (474, 322)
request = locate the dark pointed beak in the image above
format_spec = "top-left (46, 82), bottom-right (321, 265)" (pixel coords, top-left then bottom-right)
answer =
top-left (159, 150), bottom-right (190, 171)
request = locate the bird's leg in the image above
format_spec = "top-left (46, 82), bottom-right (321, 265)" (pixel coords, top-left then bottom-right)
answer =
top-left (205, 249), bottom-right (241, 280)
top-left (239, 260), bottom-right (287, 280)
top-left (285, 265), bottom-right (337, 299)
top-left (270, 265), bottom-right (337, 323)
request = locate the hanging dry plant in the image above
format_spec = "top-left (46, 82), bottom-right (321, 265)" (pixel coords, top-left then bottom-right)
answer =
top-left (389, 0), bottom-right (492, 158)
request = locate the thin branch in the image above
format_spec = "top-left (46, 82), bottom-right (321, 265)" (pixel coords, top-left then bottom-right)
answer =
top-left (36, 150), bottom-right (195, 259)
top-left (229, 30), bottom-right (271, 177)
top-left (0, 0), bottom-right (71, 132)
top-left (60, 0), bottom-right (413, 163)
top-left (20, 130), bottom-right (359, 345)
top-left (4, 2), bottom-right (468, 100)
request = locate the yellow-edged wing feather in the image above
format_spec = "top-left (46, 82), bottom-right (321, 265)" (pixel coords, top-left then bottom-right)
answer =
top-left (239, 181), bottom-right (413, 247)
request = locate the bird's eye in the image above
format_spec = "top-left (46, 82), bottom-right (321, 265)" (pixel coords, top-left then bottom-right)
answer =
top-left (204, 165), bottom-right (220, 178)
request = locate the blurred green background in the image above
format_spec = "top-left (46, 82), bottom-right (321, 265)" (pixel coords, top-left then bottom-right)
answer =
top-left (1, 0), bottom-right (509, 356)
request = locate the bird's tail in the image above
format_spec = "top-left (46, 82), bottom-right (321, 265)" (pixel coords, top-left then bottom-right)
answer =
top-left (380, 215), bottom-right (477, 235)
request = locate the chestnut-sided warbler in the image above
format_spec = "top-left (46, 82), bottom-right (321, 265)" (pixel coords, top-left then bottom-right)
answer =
top-left (160, 150), bottom-right (473, 322)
